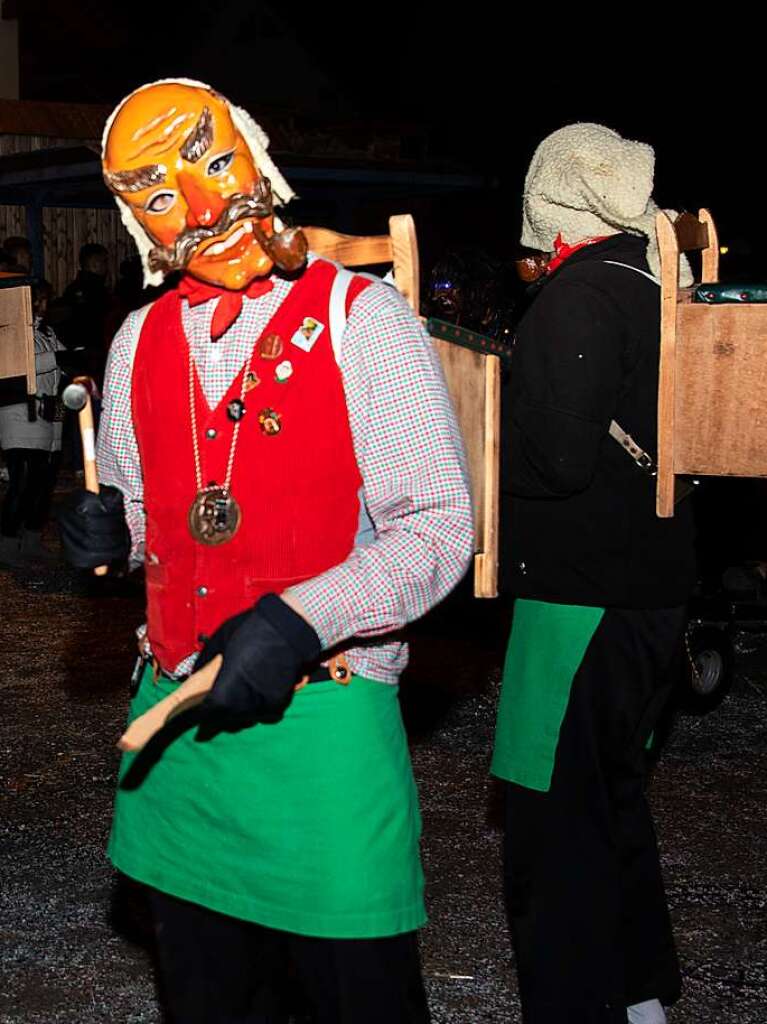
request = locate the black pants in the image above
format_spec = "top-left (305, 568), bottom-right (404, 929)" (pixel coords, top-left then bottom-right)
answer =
top-left (1, 448), bottom-right (60, 537)
top-left (148, 889), bottom-right (431, 1024)
top-left (503, 606), bottom-right (686, 1024)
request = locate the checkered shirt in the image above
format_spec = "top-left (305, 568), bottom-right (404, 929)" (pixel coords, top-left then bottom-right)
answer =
top-left (97, 261), bottom-right (474, 683)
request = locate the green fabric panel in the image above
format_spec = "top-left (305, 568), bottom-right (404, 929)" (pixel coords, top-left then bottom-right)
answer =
top-left (491, 599), bottom-right (604, 792)
top-left (109, 669), bottom-right (425, 939)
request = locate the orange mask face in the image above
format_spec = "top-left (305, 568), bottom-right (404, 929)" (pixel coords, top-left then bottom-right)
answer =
top-left (103, 83), bottom-right (305, 289)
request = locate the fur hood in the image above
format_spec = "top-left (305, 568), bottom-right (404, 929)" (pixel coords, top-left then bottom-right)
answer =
top-left (521, 123), bottom-right (691, 285)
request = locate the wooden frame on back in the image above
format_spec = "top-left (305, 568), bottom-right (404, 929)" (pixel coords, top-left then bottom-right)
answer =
top-left (656, 209), bottom-right (767, 516)
top-left (304, 215), bottom-right (500, 597)
top-left (0, 278), bottom-right (36, 399)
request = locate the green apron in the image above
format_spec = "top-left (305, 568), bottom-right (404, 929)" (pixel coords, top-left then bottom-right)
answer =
top-left (109, 668), bottom-right (425, 939)
top-left (491, 599), bottom-right (604, 792)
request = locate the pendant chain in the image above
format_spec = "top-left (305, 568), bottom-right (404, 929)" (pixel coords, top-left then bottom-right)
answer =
top-left (188, 343), bottom-right (255, 495)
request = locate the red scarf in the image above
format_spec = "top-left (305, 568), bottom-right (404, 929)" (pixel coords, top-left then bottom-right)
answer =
top-left (178, 275), bottom-right (274, 341)
top-left (545, 233), bottom-right (612, 276)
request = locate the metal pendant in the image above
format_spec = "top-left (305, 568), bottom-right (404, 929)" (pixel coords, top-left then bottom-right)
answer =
top-left (188, 487), bottom-right (242, 545)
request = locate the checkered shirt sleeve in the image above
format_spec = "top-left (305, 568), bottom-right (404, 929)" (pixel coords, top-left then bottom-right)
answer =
top-left (286, 280), bottom-right (474, 651)
top-left (96, 308), bottom-right (147, 562)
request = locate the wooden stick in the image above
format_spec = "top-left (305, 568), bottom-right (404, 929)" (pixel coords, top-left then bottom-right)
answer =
top-left (117, 655), bottom-right (222, 752)
top-left (73, 378), bottom-right (107, 576)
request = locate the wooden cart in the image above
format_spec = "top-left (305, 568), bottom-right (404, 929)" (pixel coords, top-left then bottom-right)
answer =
top-left (657, 208), bottom-right (767, 516)
top-left (304, 215), bottom-right (500, 597)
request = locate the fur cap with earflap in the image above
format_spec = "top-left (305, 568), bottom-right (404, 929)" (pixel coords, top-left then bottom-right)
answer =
top-left (521, 123), bottom-right (691, 285)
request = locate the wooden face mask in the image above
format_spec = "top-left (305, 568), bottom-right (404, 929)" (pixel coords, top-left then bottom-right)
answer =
top-left (103, 82), bottom-right (306, 289)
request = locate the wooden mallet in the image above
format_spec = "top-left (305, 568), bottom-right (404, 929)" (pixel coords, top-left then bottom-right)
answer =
top-left (61, 375), bottom-right (107, 576)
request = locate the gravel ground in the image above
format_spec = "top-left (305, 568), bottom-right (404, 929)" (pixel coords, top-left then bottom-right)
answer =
top-left (2, 555), bottom-right (766, 1023)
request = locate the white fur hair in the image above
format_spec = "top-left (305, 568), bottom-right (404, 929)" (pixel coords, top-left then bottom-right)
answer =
top-left (521, 123), bottom-right (691, 285)
top-left (101, 77), bottom-right (296, 287)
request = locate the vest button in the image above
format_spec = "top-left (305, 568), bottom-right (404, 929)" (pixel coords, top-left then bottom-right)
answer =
top-left (197, 585), bottom-right (208, 597)
top-left (206, 428), bottom-right (217, 440)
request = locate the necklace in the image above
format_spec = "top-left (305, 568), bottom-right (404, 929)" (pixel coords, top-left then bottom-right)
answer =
top-left (187, 344), bottom-right (254, 545)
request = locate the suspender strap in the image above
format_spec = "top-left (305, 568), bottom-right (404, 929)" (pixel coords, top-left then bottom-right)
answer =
top-left (608, 419), bottom-right (655, 474)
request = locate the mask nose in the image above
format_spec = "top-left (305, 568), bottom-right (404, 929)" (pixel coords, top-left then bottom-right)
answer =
top-left (178, 172), bottom-right (227, 229)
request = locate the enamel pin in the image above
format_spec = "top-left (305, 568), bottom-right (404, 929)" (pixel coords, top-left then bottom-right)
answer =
top-left (259, 332), bottom-right (283, 360)
top-left (290, 317), bottom-right (324, 353)
top-left (258, 408), bottom-right (282, 435)
top-left (274, 360), bottom-right (293, 383)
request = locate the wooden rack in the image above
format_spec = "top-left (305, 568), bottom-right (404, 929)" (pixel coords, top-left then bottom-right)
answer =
top-left (305, 215), bottom-right (500, 597)
top-left (0, 277), bottom-right (36, 398)
top-left (657, 208), bottom-right (767, 516)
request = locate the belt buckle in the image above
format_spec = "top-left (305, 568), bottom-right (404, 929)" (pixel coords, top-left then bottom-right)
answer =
top-left (328, 653), bottom-right (351, 685)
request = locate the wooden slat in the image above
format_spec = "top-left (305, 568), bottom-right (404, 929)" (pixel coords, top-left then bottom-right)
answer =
top-left (389, 214), bottom-right (419, 313)
top-left (302, 226), bottom-right (393, 268)
top-left (656, 211), bottom-right (680, 517)
top-left (674, 304), bottom-right (767, 477)
top-left (474, 352), bottom-right (500, 598)
top-left (431, 337), bottom-right (500, 597)
top-left (0, 203), bottom-right (26, 239)
top-left (699, 207), bottom-right (719, 283)
top-left (0, 283), bottom-right (35, 392)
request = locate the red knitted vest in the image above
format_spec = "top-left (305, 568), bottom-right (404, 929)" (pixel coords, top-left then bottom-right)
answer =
top-left (131, 259), bottom-right (368, 669)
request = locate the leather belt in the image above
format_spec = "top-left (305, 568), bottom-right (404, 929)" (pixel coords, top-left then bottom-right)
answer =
top-left (146, 652), bottom-right (351, 689)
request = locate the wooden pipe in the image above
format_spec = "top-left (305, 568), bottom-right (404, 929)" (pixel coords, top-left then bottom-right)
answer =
top-left (117, 655), bottom-right (222, 752)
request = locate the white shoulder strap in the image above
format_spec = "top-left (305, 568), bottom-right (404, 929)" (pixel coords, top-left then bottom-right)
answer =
top-left (602, 260), bottom-right (660, 287)
top-left (328, 264), bottom-right (394, 362)
top-left (328, 265), bottom-right (358, 362)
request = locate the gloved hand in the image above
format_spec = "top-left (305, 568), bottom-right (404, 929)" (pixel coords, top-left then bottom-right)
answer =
top-left (197, 593), bottom-right (321, 717)
top-left (58, 485), bottom-right (132, 569)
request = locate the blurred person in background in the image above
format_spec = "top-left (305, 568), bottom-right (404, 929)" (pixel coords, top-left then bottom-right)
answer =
top-left (2, 236), bottom-right (32, 275)
top-left (56, 242), bottom-right (114, 386)
top-left (0, 280), bottom-right (65, 567)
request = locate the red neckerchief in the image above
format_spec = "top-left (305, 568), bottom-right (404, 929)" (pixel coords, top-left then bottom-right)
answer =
top-left (545, 233), bottom-right (612, 276)
top-left (178, 275), bottom-right (274, 341)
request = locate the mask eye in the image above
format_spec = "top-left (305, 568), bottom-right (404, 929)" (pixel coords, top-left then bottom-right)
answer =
top-left (145, 191), bottom-right (176, 215)
top-left (207, 150), bottom-right (234, 177)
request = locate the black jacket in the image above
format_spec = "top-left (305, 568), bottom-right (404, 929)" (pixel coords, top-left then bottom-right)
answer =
top-left (502, 234), bottom-right (696, 608)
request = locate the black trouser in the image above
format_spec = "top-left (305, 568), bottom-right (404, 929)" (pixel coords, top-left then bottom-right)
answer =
top-left (148, 889), bottom-right (431, 1024)
top-left (1, 448), bottom-right (61, 537)
top-left (504, 606), bottom-right (686, 1024)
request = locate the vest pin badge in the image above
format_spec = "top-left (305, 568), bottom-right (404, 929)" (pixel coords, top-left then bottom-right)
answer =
top-left (274, 359), bottom-right (293, 383)
top-left (227, 398), bottom-right (246, 422)
top-left (290, 316), bottom-right (324, 352)
top-left (243, 371), bottom-right (260, 393)
top-left (258, 408), bottom-right (281, 436)
top-left (259, 332), bottom-right (283, 360)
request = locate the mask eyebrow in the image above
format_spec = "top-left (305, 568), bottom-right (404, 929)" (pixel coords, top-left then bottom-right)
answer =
top-left (104, 164), bottom-right (166, 194)
top-left (180, 106), bottom-right (213, 164)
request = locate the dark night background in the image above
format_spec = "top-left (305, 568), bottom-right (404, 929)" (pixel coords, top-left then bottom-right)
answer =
top-left (8, 0), bottom-right (764, 279)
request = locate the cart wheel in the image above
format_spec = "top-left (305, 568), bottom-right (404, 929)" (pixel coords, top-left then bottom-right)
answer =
top-left (679, 623), bottom-right (734, 715)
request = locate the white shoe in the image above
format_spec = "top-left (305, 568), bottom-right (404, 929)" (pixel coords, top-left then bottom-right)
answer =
top-left (628, 999), bottom-right (666, 1024)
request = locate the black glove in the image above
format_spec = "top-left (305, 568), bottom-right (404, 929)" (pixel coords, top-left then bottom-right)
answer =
top-left (58, 485), bottom-right (132, 569)
top-left (197, 593), bottom-right (321, 717)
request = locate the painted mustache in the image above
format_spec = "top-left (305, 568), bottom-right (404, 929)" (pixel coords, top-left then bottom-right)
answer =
top-left (148, 177), bottom-right (307, 275)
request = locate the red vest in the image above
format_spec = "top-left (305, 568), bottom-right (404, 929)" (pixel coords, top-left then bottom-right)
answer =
top-left (132, 259), bottom-right (368, 670)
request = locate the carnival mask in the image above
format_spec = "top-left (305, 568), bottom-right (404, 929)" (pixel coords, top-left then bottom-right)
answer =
top-left (102, 82), bottom-right (306, 290)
